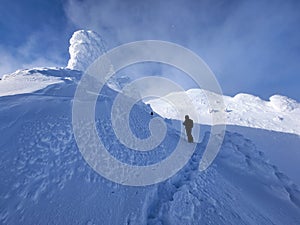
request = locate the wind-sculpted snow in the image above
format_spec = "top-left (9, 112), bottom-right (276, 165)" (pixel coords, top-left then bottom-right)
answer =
top-left (147, 132), bottom-right (300, 225)
top-left (0, 67), bottom-right (82, 97)
top-left (269, 94), bottom-right (299, 112)
top-left (147, 89), bottom-right (300, 135)
top-left (0, 69), bottom-right (63, 97)
top-left (0, 68), bottom-right (300, 224)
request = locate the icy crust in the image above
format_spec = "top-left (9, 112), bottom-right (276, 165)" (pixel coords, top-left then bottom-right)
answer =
top-left (147, 89), bottom-right (300, 135)
top-left (66, 30), bottom-right (106, 72)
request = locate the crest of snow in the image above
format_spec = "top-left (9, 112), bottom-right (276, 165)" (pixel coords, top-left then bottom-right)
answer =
top-left (0, 69), bottom-right (64, 97)
top-left (66, 30), bottom-right (106, 72)
top-left (147, 89), bottom-right (300, 135)
top-left (269, 95), bottom-right (299, 112)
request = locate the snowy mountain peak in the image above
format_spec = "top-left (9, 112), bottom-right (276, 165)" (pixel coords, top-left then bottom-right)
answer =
top-left (67, 30), bottom-right (106, 71)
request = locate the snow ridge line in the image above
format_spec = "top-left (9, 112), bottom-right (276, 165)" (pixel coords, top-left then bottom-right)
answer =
top-left (145, 131), bottom-right (300, 225)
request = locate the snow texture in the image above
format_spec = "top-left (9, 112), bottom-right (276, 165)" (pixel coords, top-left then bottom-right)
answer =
top-left (0, 68), bottom-right (64, 97)
top-left (0, 30), bottom-right (300, 224)
top-left (147, 89), bottom-right (300, 135)
top-left (67, 30), bottom-right (107, 72)
top-left (0, 66), bottom-right (300, 224)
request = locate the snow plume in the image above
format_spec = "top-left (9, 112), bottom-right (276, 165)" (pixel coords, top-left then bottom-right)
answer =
top-left (66, 30), bottom-right (132, 91)
top-left (64, 0), bottom-right (300, 102)
top-left (67, 30), bottom-right (107, 71)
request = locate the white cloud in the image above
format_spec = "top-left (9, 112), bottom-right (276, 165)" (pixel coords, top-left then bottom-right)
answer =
top-left (0, 47), bottom-right (19, 77)
top-left (0, 32), bottom-right (66, 77)
top-left (63, 0), bottom-right (300, 101)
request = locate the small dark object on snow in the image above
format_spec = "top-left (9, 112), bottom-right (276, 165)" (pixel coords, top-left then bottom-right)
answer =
top-left (150, 112), bottom-right (153, 115)
top-left (183, 115), bottom-right (193, 143)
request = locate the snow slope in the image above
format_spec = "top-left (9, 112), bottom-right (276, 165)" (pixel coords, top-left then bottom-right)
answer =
top-left (1, 30), bottom-right (300, 224)
top-left (0, 68), bottom-right (65, 97)
top-left (147, 89), bottom-right (300, 136)
top-left (147, 131), bottom-right (300, 225)
top-left (0, 67), bottom-right (300, 224)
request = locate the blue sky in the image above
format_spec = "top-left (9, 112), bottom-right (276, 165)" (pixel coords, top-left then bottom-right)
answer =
top-left (0, 0), bottom-right (299, 101)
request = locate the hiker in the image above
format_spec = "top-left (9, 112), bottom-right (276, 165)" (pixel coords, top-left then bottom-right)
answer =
top-left (183, 115), bottom-right (193, 143)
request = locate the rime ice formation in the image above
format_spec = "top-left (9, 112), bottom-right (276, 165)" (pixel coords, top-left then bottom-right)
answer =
top-left (67, 30), bottom-right (106, 72)
top-left (66, 30), bottom-right (130, 91)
